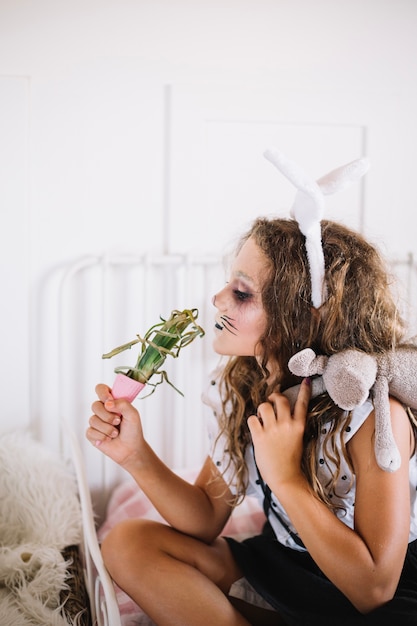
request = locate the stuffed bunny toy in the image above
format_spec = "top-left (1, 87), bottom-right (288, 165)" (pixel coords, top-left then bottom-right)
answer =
top-left (287, 346), bottom-right (417, 472)
top-left (264, 148), bottom-right (416, 473)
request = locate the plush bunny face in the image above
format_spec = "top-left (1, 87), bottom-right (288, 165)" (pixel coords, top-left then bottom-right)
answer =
top-left (288, 348), bottom-right (378, 411)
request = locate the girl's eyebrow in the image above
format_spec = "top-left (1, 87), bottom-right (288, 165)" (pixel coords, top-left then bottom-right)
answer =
top-left (234, 270), bottom-right (255, 284)
top-left (234, 270), bottom-right (262, 292)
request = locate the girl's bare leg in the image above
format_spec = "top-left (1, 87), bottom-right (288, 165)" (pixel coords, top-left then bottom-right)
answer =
top-left (101, 518), bottom-right (251, 625)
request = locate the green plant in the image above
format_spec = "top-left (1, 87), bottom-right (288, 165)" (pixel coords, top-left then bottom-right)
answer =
top-left (102, 308), bottom-right (205, 396)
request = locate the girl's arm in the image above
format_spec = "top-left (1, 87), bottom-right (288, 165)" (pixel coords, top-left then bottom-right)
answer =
top-left (87, 384), bottom-right (233, 543)
top-left (249, 380), bottom-right (412, 614)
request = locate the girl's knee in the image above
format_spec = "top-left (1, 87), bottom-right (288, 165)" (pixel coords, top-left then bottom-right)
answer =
top-left (101, 518), bottom-right (164, 576)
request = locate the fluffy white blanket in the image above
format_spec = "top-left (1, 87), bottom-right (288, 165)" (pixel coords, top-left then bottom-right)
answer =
top-left (0, 431), bottom-right (84, 625)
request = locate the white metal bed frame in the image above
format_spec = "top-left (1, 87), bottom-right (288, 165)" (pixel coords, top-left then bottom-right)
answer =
top-left (57, 251), bottom-right (417, 626)
top-left (58, 252), bottom-right (222, 626)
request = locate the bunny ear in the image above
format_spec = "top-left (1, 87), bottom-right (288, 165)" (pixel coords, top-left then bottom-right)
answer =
top-left (264, 148), bottom-right (325, 307)
top-left (264, 148), bottom-right (370, 308)
top-left (317, 158), bottom-right (370, 195)
top-left (263, 148), bottom-right (324, 218)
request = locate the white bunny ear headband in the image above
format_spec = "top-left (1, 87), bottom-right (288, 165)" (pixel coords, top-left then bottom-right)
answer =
top-left (264, 148), bottom-right (370, 308)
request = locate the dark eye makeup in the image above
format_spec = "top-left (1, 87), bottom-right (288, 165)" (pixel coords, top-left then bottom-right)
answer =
top-left (233, 289), bottom-right (253, 302)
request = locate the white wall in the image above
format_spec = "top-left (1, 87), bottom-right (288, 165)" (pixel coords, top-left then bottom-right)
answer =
top-left (1, 0), bottom-right (416, 452)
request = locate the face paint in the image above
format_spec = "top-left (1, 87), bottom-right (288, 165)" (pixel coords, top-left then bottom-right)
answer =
top-left (219, 315), bottom-right (238, 335)
top-left (212, 237), bottom-right (267, 357)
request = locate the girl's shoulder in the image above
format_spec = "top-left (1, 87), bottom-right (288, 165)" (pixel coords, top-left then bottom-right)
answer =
top-left (342, 398), bottom-right (375, 443)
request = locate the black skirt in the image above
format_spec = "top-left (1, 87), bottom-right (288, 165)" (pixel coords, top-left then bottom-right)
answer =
top-left (225, 523), bottom-right (417, 626)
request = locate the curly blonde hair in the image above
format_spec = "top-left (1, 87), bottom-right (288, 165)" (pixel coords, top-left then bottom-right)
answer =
top-left (216, 217), bottom-right (408, 506)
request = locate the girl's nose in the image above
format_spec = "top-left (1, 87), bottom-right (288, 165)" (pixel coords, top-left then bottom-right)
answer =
top-left (213, 286), bottom-right (227, 310)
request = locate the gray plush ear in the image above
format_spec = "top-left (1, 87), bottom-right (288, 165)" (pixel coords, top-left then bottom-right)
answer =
top-left (372, 347), bottom-right (417, 472)
top-left (288, 348), bottom-right (328, 377)
top-left (372, 375), bottom-right (401, 472)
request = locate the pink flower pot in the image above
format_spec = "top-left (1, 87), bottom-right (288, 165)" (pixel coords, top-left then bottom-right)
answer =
top-left (111, 373), bottom-right (145, 402)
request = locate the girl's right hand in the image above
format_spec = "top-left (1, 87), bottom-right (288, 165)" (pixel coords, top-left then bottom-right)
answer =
top-left (86, 383), bottom-right (147, 468)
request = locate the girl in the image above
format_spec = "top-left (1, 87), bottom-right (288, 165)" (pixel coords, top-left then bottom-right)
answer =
top-left (87, 217), bottom-right (417, 625)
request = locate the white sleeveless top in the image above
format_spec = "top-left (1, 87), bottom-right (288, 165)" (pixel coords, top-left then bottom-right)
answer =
top-left (202, 372), bottom-right (417, 552)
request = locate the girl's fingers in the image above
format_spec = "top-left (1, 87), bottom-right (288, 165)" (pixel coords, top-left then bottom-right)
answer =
top-left (88, 414), bottom-right (120, 440)
top-left (95, 383), bottom-right (113, 402)
top-left (91, 399), bottom-right (118, 426)
top-left (293, 377), bottom-right (311, 424)
top-left (248, 396), bottom-right (289, 434)
top-left (91, 395), bottom-right (130, 422)
top-left (247, 414), bottom-right (263, 434)
top-left (256, 400), bottom-right (278, 425)
top-left (89, 395), bottom-right (136, 444)
top-left (266, 392), bottom-right (292, 421)
top-left (260, 378), bottom-right (310, 424)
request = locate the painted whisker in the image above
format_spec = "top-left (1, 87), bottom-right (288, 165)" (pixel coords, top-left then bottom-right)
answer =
top-left (220, 315), bottom-right (238, 335)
